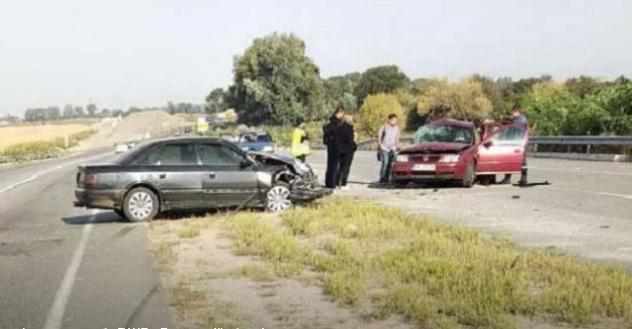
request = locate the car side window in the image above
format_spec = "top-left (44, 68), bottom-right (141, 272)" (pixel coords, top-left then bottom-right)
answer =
top-left (135, 143), bottom-right (199, 166)
top-left (491, 126), bottom-right (526, 146)
top-left (197, 144), bottom-right (245, 166)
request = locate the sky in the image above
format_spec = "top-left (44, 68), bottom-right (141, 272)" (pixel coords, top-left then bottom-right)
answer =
top-left (1, 0), bottom-right (631, 115)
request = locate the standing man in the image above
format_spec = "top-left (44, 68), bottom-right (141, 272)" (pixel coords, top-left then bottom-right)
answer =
top-left (323, 106), bottom-right (344, 189)
top-left (291, 121), bottom-right (310, 162)
top-left (336, 113), bottom-right (357, 190)
top-left (378, 113), bottom-right (400, 184)
top-left (500, 106), bottom-right (529, 185)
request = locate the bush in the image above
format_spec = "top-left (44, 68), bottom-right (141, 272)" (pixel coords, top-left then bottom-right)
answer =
top-left (357, 93), bottom-right (404, 137)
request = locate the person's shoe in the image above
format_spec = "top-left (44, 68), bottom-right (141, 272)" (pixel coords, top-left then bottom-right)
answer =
top-left (499, 177), bottom-right (511, 185)
top-left (341, 185), bottom-right (350, 191)
top-left (518, 179), bottom-right (528, 186)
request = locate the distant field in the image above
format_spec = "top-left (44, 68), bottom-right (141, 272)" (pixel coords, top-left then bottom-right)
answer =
top-left (0, 123), bottom-right (93, 151)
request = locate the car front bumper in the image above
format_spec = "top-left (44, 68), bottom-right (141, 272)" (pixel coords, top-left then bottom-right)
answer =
top-left (74, 188), bottom-right (124, 210)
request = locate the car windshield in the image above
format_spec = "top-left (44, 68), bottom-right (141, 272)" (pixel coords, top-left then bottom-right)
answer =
top-left (414, 124), bottom-right (474, 144)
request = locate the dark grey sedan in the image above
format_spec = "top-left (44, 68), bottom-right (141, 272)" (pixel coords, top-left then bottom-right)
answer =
top-left (74, 137), bottom-right (330, 222)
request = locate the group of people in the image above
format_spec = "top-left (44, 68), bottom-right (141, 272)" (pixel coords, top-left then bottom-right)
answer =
top-left (292, 104), bottom-right (528, 189)
top-left (291, 106), bottom-right (402, 189)
top-left (322, 107), bottom-right (358, 190)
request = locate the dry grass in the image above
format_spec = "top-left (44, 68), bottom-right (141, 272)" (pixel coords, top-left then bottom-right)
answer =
top-left (228, 197), bottom-right (632, 329)
top-left (0, 123), bottom-right (92, 151)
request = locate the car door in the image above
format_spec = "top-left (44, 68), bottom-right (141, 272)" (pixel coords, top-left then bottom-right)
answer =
top-left (195, 142), bottom-right (260, 207)
top-left (133, 142), bottom-right (205, 209)
top-left (477, 125), bottom-right (528, 174)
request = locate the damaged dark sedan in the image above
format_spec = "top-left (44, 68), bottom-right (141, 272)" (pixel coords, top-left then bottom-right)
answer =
top-left (74, 137), bottom-right (330, 222)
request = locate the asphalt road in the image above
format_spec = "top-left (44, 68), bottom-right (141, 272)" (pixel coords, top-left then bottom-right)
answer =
top-left (1, 148), bottom-right (631, 329)
top-left (308, 151), bottom-right (632, 269)
top-left (0, 150), bottom-right (172, 329)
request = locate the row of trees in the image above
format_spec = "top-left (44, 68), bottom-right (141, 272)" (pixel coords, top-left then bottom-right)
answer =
top-left (23, 101), bottom-right (207, 122)
top-left (207, 32), bottom-right (632, 136)
top-left (24, 104), bottom-right (124, 122)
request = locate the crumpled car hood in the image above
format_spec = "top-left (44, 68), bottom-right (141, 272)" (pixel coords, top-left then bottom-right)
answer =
top-left (400, 142), bottom-right (471, 154)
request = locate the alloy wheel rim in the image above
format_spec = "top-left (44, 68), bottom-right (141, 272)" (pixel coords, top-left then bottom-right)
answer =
top-left (267, 186), bottom-right (291, 212)
top-left (129, 191), bottom-right (153, 220)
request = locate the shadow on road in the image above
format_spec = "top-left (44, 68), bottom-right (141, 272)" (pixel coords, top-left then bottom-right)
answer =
top-left (62, 211), bottom-right (124, 225)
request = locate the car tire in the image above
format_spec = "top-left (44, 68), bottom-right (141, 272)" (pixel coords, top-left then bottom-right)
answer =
top-left (123, 187), bottom-right (159, 222)
top-left (114, 209), bottom-right (126, 219)
top-left (462, 162), bottom-right (475, 188)
top-left (394, 180), bottom-right (410, 188)
top-left (266, 184), bottom-right (292, 213)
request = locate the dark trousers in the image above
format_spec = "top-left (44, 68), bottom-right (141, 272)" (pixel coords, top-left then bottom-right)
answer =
top-left (337, 151), bottom-right (355, 186)
top-left (325, 146), bottom-right (340, 188)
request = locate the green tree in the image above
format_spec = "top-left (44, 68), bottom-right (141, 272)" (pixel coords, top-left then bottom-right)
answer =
top-left (595, 82), bottom-right (632, 134)
top-left (357, 93), bottom-right (404, 137)
top-left (416, 78), bottom-right (493, 121)
top-left (228, 33), bottom-right (326, 125)
top-left (471, 74), bottom-right (512, 118)
top-left (354, 65), bottom-right (410, 105)
top-left (205, 88), bottom-right (227, 114)
top-left (565, 76), bottom-right (604, 98)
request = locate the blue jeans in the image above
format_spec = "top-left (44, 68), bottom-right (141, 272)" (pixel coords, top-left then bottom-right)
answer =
top-left (379, 150), bottom-right (395, 183)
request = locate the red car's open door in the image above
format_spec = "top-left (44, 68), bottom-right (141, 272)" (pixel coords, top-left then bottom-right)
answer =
top-left (477, 125), bottom-right (528, 174)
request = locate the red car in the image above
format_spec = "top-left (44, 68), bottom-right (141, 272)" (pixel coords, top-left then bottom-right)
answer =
top-left (391, 119), bottom-right (528, 187)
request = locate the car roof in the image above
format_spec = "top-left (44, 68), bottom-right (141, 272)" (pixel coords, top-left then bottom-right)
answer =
top-left (428, 119), bottom-right (475, 129)
top-left (151, 136), bottom-right (225, 144)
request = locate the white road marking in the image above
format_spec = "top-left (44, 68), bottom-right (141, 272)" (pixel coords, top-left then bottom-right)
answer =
top-left (0, 153), bottom-right (111, 193)
top-left (597, 192), bottom-right (632, 200)
top-left (42, 209), bottom-right (97, 329)
top-left (529, 166), bottom-right (632, 177)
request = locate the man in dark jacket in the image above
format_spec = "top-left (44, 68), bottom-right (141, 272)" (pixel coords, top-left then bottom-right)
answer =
top-left (500, 106), bottom-right (529, 185)
top-left (323, 107), bottom-right (344, 188)
top-left (336, 113), bottom-right (357, 189)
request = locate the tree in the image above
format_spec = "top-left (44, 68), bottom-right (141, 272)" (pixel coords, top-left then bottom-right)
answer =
top-left (595, 81), bottom-right (632, 134)
top-left (63, 104), bottom-right (75, 118)
top-left (205, 88), bottom-right (227, 114)
top-left (228, 33), bottom-right (326, 125)
top-left (86, 104), bottom-right (97, 117)
top-left (356, 93), bottom-right (404, 137)
top-left (74, 106), bottom-right (85, 117)
top-left (565, 76), bottom-right (604, 98)
top-left (354, 65), bottom-right (409, 105)
top-left (471, 74), bottom-right (512, 118)
top-left (416, 79), bottom-right (493, 121)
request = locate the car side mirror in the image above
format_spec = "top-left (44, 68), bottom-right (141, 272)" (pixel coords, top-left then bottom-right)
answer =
top-left (240, 159), bottom-right (254, 169)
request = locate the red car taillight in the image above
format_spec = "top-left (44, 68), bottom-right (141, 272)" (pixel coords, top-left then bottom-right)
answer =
top-left (84, 174), bottom-right (97, 188)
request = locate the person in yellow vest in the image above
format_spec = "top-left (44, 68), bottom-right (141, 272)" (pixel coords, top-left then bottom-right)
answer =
top-left (291, 121), bottom-right (311, 162)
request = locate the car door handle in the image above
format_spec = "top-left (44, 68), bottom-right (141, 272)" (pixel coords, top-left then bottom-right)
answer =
top-left (208, 172), bottom-right (216, 179)
top-left (159, 174), bottom-right (167, 179)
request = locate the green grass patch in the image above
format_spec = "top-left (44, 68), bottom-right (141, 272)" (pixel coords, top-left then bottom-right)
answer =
top-left (176, 224), bottom-right (202, 239)
top-left (227, 198), bottom-right (632, 329)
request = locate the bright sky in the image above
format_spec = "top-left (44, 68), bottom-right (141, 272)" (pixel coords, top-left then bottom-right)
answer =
top-left (1, 0), bottom-right (631, 115)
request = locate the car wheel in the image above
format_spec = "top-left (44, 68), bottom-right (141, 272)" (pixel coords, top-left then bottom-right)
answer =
top-left (266, 184), bottom-right (292, 213)
top-left (462, 162), bottom-right (475, 188)
top-left (123, 187), bottom-right (159, 222)
top-left (394, 180), bottom-right (410, 188)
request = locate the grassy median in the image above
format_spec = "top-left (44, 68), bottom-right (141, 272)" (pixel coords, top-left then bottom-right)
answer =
top-left (226, 198), bottom-right (632, 329)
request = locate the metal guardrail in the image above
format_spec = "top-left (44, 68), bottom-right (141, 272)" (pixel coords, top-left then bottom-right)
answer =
top-left (528, 136), bottom-right (632, 146)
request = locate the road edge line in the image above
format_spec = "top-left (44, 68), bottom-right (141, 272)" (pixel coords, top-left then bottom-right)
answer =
top-left (42, 209), bottom-right (97, 329)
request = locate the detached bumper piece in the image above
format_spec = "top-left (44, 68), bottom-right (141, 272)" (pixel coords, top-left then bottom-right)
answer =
top-left (289, 182), bottom-right (332, 201)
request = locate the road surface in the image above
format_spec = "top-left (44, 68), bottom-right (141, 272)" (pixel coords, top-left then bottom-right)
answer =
top-left (0, 150), bottom-right (172, 329)
top-left (1, 148), bottom-right (631, 329)
top-left (309, 150), bottom-right (632, 269)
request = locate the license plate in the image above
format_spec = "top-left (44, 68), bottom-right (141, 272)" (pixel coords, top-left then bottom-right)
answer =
top-left (412, 164), bottom-right (436, 171)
